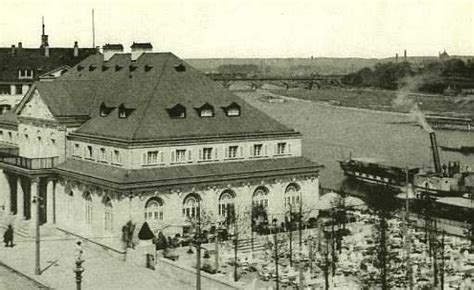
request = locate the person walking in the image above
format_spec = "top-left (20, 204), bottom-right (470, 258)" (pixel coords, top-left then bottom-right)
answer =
top-left (3, 225), bottom-right (14, 247)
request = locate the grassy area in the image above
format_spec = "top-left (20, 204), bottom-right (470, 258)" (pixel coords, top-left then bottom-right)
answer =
top-left (269, 87), bottom-right (474, 118)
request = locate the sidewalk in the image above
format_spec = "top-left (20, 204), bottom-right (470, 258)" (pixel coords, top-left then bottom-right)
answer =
top-left (0, 231), bottom-right (193, 290)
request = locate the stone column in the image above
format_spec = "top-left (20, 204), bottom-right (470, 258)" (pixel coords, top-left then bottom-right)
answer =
top-left (17, 177), bottom-right (24, 219)
top-left (30, 178), bottom-right (39, 225)
top-left (46, 180), bottom-right (55, 224)
top-left (0, 171), bottom-right (11, 214)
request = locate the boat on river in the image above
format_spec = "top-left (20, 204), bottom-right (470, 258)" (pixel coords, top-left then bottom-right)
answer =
top-left (338, 132), bottom-right (472, 199)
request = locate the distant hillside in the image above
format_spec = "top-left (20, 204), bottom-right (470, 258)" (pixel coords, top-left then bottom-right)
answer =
top-left (185, 56), bottom-right (474, 75)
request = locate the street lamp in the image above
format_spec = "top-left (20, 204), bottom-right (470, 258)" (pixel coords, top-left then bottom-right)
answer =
top-left (74, 258), bottom-right (85, 290)
top-left (32, 195), bottom-right (43, 275)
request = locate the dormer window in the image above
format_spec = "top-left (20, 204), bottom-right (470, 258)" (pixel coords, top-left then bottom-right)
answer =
top-left (144, 65), bottom-right (153, 72)
top-left (129, 65), bottom-right (138, 72)
top-left (167, 104), bottom-right (186, 119)
top-left (118, 103), bottom-right (134, 119)
top-left (196, 103), bottom-right (214, 118)
top-left (223, 102), bottom-right (241, 117)
top-left (77, 65), bottom-right (84, 72)
top-left (115, 65), bottom-right (123, 71)
top-left (102, 65), bottom-right (109, 71)
top-left (89, 65), bottom-right (97, 71)
top-left (99, 102), bottom-right (115, 117)
top-left (18, 69), bottom-right (34, 79)
top-left (174, 64), bottom-right (186, 72)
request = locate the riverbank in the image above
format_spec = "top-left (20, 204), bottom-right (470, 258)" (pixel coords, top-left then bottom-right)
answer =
top-left (266, 87), bottom-right (474, 119)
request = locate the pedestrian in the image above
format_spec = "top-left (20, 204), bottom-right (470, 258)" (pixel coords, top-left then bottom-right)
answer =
top-left (3, 224), bottom-right (13, 247)
top-left (75, 241), bottom-right (83, 260)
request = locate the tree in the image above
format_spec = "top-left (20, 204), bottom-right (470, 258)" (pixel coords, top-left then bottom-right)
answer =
top-left (225, 205), bottom-right (252, 282)
top-left (365, 186), bottom-right (400, 289)
top-left (138, 221), bottom-right (154, 240)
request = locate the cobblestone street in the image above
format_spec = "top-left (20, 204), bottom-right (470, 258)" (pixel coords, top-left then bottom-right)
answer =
top-left (0, 232), bottom-right (192, 290)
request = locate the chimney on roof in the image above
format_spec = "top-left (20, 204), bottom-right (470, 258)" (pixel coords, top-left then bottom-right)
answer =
top-left (131, 42), bottom-right (152, 61)
top-left (103, 43), bottom-right (124, 61)
top-left (18, 42), bottom-right (22, 50)
top-left (40, 17), bottom-right (49, 48)
top-left (404, 49), bottom-right (407, 61)
top-left (11, 45), bottom-right (16, 56)
top-left (73, 41), bottom-right (79, 57)
top-left (395, 53), bottom-right (398, 63)
top-left (44, 43), bottom-right (50, 57)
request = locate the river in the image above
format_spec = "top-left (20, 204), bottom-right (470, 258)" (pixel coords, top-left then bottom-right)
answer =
top-left (237, 90), bottom-right (474, 190)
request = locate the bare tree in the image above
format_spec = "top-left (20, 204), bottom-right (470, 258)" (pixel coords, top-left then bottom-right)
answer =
top-left (365, 186), bottom-right (399, 290)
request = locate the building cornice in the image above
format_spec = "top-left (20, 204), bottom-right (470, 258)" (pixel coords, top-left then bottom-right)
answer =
top-left (67, 130), bottom-right (302, 148)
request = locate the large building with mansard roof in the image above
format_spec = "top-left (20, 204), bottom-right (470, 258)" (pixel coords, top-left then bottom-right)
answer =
top-left (0, 43), bottom-right (322, 244)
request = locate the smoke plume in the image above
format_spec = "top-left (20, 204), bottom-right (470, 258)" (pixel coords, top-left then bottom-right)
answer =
top-left (392, 76), bottom-right (433, 133)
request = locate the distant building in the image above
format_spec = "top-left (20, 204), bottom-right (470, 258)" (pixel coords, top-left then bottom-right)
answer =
top-left (0, 44), bottom-right (322, 244)
top-left (439, 50), bottom-right (450, 61)
top-left (0, 21), bottom-right (96, 112)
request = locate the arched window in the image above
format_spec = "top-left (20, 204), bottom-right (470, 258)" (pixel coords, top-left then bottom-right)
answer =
top-left (145, 197), bottom-right (164, 221)
top-left (285, 183), bottom-right (301, 207)
top-left (183, 194), bottom-right (200, 219)
top-left (84, 192), bottom-right (93, 227)
top-left (218, 190), bottom-right (235, 218)
top-left (67, 190), bottom-right (74, 220)
top-left (104, 197), bottom-right (113, 232)
top-left (252, 186), bottom-right (269, 208)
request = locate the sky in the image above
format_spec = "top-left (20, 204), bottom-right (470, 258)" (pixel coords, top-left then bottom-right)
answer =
top-left (0, 0), bottom-right (473, 58)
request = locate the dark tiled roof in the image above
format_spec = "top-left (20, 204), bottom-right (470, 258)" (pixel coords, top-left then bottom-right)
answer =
top-left (130, 42), bottom-right (152, 49)
top-left (103, 44), bottom-right (124, 50)
top-left (32, 53), bottom-right (296, 143)
top-left (0, 111), bottom-right (18, 129)
top-left (0, 47), bottom-right (96, 82)
top-left (55, 157), bottom-right (322, 191)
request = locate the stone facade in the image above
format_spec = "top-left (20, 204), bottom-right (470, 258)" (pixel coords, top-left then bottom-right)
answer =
top-left (0, 50), bottom-right (322, 247)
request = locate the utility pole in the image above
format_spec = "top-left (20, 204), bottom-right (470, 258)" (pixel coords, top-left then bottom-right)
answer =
top-left (233, 219), bottom-right (238, 282)
top-left (404, 169), bottom-right (413, 289)
top-left (299, 192), bottom-right (303, 251)
top-left (33, 195), bottom-right (42, 275)
top-left (289, 204), bottom-right (293, 268)
top-left (214, 224), bottom-right (219, 272)
top-left (440, 231), bottom-right (445, 290)
top-left (196, 202), bottom-right (202, 290)
top-left (273, 231), bottom-right (280, 290)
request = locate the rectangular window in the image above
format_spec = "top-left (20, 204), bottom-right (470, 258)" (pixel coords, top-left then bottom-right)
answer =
top-left (15, 85), bottom-right (22, 95)
top-left (99, 148), bottom-right (107, 162)
top-left (147, 151), bottom-right (159, 164)
top-left (202, 147), bottom-right (213, 160)
top-left (86, 145), bottom-right (93, 159)
top-left (176, 149), bottom-right (186, 162)
top-left (0, 85), bottom-right (10, 95)
top-left (228, 146), bottom-right (238, 159)
top-left (113, 150), bottom-right (121, 164)
top-left (73, 144), bottom-right (80, 157)
top-left (277, 142), bottom-right (287, 155)
top-left (253, 144), bottom-right (263, 157)
top-left (8, 132), bottom-right (12, 140)
top-left (0, 130), bottom-right (3, 140)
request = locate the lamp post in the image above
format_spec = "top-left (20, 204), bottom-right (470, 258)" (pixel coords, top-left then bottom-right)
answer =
top-left (32, 195), bottom-right (42, 275)
top-left (74, 258), bottom-right (85, 290)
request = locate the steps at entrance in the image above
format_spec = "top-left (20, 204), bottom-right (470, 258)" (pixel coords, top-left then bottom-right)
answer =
top-left (231, 238), bottom-right (267, 254)
top-left (0, 213), bottom-right (54, 238)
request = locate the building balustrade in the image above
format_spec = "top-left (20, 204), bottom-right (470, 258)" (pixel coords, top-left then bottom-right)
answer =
top-left (0, 151), bottom-right (58, 169)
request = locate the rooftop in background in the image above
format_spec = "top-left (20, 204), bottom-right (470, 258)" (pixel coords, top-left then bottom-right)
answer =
top-left (0, 46), bottom-right (97, 83)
